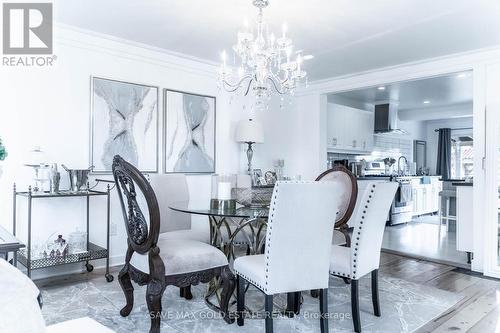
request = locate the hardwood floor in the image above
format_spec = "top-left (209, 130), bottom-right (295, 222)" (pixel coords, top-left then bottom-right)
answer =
top-left (379, 252), bottom-right (500, 332)
top-left (382, 218), bottom-right (470, 268)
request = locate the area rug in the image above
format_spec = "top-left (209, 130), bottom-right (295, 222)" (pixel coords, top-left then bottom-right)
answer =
top-left (41, 273), bottom-right (461, 333)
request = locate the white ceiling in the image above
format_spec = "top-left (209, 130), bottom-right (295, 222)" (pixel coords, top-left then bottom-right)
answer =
top-left (55, 0), bottom-right (500, 81)
top-left (330, 71), bottom-right (473, 111)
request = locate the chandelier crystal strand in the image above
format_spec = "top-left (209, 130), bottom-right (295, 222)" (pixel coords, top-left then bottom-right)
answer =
top-left (218, 0), bottom-right (309, 105)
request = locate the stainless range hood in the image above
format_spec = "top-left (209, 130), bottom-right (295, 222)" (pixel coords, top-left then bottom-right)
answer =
top-left (374, 103), bottom-right (407, 134)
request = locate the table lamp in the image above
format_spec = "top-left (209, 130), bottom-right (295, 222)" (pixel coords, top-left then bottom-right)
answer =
top-left (235, 118), bottom-right (264, 174)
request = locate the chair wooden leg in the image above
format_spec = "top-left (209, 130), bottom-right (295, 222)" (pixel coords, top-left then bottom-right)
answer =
top-left (237, 275), bottom-right (245, 326)
top-left (185, 286), bottom-right (193, 300)
top-left (371, 270), bottom-right (381, 317)
top-left (319, 288), bottom-right (329, 333)
top-left (179, 286), bottom-right (193, 300)
top-left (146, 280), bottom-right (165, 333)
top-left (286, 292), bottom-right (301, 317)
top-left (220, 266), bottom-right (236, 324)
top-left (351, 279), bottom-right (361, 333)
top-left (118, 266), bottom-right (134, 317)
top-left (265, 294), bottom-right (274, 333)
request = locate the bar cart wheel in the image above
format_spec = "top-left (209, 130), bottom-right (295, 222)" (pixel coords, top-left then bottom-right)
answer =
top-left (105, 274), bottom-right (114, 283)
top-left (85, 263), bottom-right (94, 272)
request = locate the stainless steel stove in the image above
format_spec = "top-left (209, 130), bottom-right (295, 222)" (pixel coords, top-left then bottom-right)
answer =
top-left (357, 173), bottom-right (414, 225)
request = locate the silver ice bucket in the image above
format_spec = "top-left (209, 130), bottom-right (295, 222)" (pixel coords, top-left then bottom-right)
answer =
top-left (62, 165), bottom-right (93, 192)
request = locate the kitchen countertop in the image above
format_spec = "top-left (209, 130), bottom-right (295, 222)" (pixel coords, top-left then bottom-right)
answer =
top-left (356, 175), bottom-right (441, 180)
top-left (452, 182), bottom-right (473, 187)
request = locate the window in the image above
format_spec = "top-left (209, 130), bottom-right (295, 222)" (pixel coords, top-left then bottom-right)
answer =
top-left (451, 137), bottom-right (473, 179)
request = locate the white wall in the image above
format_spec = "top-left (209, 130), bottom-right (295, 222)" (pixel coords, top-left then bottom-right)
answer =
top-left (0, 25), bottom-right (246, 278)
top-left (243, 94), bottom-right (323, 181)
top-left (236, 96), bottom-right (293, 176)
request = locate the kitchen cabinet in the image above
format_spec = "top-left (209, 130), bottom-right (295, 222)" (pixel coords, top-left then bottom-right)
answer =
top-left (327, 103), bottom-right (374, 153)
top-left (411, 177), bottom-right (442, 216)
top-left (360, 111), bottom-right (374, 151)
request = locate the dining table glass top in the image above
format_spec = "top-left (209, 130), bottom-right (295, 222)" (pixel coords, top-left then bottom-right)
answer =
top-left (169, 201), bottom-right (269, 219)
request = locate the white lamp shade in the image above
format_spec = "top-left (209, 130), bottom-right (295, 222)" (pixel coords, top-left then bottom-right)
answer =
top-left (235, 119), bottom-right (264, 143)
top-left (26, 147), bottom-right (47, 166)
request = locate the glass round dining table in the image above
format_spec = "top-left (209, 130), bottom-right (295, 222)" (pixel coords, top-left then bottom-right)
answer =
top-left (169, 201), bottom-right (269, 258)
top-left (169, 201), bottom-right (300, 315)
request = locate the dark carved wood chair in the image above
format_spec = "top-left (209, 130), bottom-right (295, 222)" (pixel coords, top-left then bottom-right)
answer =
top-left (112, 155), bottom-right (235, 333)
top-left (316, 165), bottom-right (358, 247)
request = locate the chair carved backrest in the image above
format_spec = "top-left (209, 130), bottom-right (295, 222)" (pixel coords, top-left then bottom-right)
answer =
top-left (349, 181), bottom-right (398, 279)
top-left (316, 165), bottom-right (358, 228)
top-left (112, 155), bottom-right (160, 256)
top-left (264, 181), bottom-right (342, 294)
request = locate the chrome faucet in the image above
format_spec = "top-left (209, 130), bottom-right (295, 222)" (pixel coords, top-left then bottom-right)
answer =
top-left (397, 156), bottom-right (408, 176)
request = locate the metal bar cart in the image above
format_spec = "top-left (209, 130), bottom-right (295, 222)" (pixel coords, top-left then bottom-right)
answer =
top-left (13, 182), bottom-right (114, 282)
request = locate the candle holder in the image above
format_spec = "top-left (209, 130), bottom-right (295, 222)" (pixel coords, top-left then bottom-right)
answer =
top-left (211, 174), bottom-right (237, 212)
top-left (210, 198), bottom-right (236, 211)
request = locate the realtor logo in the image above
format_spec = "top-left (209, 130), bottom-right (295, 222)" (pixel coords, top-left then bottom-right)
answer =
top-left (2, 3), bottom-right (53, 54)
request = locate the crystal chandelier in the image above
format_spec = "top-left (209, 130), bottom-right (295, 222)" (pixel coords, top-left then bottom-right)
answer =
top-left (218, 0), bottom-right (310, 104)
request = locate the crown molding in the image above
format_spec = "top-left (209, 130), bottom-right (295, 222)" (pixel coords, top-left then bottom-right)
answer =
top-left (53, 22), bottom-right (219, 78)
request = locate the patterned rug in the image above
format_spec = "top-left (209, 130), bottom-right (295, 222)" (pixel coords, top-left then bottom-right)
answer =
top-left (41, 273), bottom-right (461, 333)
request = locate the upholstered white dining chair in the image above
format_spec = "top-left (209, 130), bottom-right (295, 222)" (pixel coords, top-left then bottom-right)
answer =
top-left (113, 156), bottom-right (235, 333)
top-left (329, 180), bottom-right (398, 333)
top-left (234, 181), bottom-right (343, 333)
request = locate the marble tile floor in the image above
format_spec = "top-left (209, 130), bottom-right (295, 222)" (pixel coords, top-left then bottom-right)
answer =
top-left (39, 269), bottom-right (461, 333)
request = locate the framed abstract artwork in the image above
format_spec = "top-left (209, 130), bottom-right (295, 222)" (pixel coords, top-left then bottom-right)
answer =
top-left (164, 89), bottom-right (216, 174)
top-left (91, 77), bottom-right (159, 173)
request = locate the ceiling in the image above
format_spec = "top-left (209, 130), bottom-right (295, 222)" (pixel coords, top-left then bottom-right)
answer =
top-left (330, 71), bottom-right (473, 111)
top-left (55, 0), bottom-right (500, 81)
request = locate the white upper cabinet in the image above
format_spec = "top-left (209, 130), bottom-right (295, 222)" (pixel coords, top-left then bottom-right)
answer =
top-left (327, 103), bottom-right (374, 153)
top-left (359, 110), bottom-right (374, 151)
top-left (327, 103), bottom-right (346, 148)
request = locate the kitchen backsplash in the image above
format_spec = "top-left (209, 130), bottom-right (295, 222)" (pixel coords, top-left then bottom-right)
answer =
top-left (327, 135), bottom-right (413, 166)
top-left (371, 135), bottom-right (412, 159)
top-left (357, 136), bottom-right (413, 163)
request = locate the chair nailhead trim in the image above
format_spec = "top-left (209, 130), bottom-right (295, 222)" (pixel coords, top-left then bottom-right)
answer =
top-left (348, 184), bottom-right (376, 279)
top-left (330, 271), bottom-right (351, 278)
top-left (235, 270), bottom-right (267, 292)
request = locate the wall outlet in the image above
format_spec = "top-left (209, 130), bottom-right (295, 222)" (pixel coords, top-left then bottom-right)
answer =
top-left (110, 223), bottom-right (117, 236)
